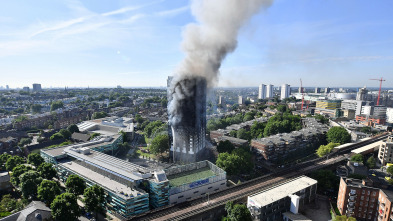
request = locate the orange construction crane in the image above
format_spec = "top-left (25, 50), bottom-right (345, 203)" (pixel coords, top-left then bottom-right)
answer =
top-left (300, 78), bottom-right (304, 110)
top-left (369, 77), bottom-right (386, 105)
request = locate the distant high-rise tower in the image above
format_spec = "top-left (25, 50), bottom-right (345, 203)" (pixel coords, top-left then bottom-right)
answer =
top-left (266, 84), bottom-right (273, 98)
top-left (238, 96), bottom-right (244, 105)
top-left (356, 87), bottom-right (368, 101)
top-left (281, 84), bottom-right (290, 100)
top-left (167, 76), bottom-right (207, 163)
top-left (6, 85), bottom-right (9, 90)
top-left (32, 83), bottom-right (42, 91)
top-left (218, 96), bottom-right (224, 105)
top-left (258, 84), bottom-right (266, 100)
top-left (315, 87), bottom-right (320, 93)
top-left (23, 87), bottom-right (30, 92)
top-left (324, 87), bottom-right (330, 94)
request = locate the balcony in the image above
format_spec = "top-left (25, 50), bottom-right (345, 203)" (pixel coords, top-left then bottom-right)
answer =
top-left (348, 196), bottom-right (356, 202)
top-left (348, 203), bottom-right (355, 209)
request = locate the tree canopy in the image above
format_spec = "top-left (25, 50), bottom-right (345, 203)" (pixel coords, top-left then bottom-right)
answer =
top-left (350, 154), bottom-right (364, 163)
top-left (65, 174), bottom-right (86, 196)
top-left (149, 134), bottom-right (169, 155)
top-left (18, 138), bottom-right (32, 147)
top-left (387, 166), bottom-right (393, 176)
top-left (50, 101), bottom-right (64, 111)
top-left (366, 156), bottom-right (376, 169)
top-left (223, 201), bottom-right (252, 221)
top-left (83, 185), bottom-right (105, 217)
top-left (38, 180), bottom-right (61, 205)
top-left (11, 165), bottom-right (33, 186)
top-left (67, 124), bottom-right (80, 134)
top-left (27, 153), bottom-right (45, 167)
top-left (92, 111), bottom-right (107, 119)
top-left (327, 127), bottom-right (351, 144)
top-left (217, 140), bottom-right (235, 153)
top-left (316, 142), bottom-right (340, 157)
top-left (20, 171), bottom-right (43, 198)
top-left (216, 148), bottom-right (253, 176)
top-left (51, 193), bottom-right (80, 221)
top-left (37, 162), bottom-right (58, 180)
top-left (5, 156), bottom-right (24, 171)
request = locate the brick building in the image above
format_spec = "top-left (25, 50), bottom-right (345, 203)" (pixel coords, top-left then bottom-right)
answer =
top-left (337, 177), bottom-right (393, 220)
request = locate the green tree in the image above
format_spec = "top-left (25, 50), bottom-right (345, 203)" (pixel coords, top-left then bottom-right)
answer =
top-left (350, 154), bottom-right (364, 163)
top-left (31, 104), bottom-right (42, 114)
top-left (366, 156), bottom-right (376, 169)
top-left (65, 174), bottom-right (86, 196)
top-left (90, 132), bottom-right (101, 139)
top-left (37, 180), bottom-right (61, 205)
top-left (59, 129), bottom-right (72, 139)
top-left (92, 111), bottom-right (107, 119)
top-left (327, 127), bottom-right (351, 144)
top-left (67, 124), bottom-right (80, 134)
top-left (134, 114), bottom-right (144, 124)
top-left (51, 193), bottom-right (80, 221)
top-left (310, 169), bottom-right (339, 192)
top-left (5, 156), bottom-right (24, 171)
top-left (216, 148), bottom-right (253, 176)
top-left (387, 166), bottom-right (393, 176)
top-left (0, 153), bottom-right (11, 170)
top-left (144, 120), bottom-right (163, 138)
top-left (360, 127), bottom-right (371, 134)
top-left (224, 201), bottom-right (252, 221)
top-left (37, 162), bottom-right (58, 180)
top-left (11, 165), bottom-right (33, 186)
top-left (50, 133), bottom-right (63, 140)
top-left (20, 171), bottom-right (43, 198)
top-left (237, 128), bottom-right (251, 140)
top-left (27, 153), bottom-right (44, 167)
top-left (18, 137), bottom-right (32, 147)
top-left (83, 185), bottom-right (105, 218)
top-left (316, 142), bottom-right (340, 157)
top-left (149, 134), bottom-right (169, 155)
top-left (50, 101), bottom-right (64, 111)
top-left (217, 140), bottom-right (235, 153)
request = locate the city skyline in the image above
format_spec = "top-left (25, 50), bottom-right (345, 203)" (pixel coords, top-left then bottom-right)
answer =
top-left (1, 0), bottom-right (393, 88)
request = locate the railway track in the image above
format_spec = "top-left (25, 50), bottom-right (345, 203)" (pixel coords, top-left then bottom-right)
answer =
top-left (131, 133), bottom-right (389, 221)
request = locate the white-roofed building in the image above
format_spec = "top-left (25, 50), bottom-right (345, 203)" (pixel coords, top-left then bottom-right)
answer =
top-left (247, 176), bottom-right (317, 221)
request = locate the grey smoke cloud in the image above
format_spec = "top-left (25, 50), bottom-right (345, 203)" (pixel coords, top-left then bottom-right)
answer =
top-left (169, 0), bottom-right (273, 126)
top-left (177, 0), bottom-right (273, 86)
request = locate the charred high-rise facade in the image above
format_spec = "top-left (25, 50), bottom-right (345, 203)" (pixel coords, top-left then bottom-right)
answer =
top-left (167, 76), bottom-right (207, 163)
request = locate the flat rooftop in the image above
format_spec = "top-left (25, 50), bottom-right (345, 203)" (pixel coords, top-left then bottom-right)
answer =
top-left (249, 176), bottom-right (317, 208)
top-left (64, 147), bottom-right (148, 181)
top-left (167, 167), bottom-right (215, 187)
top-left (59, 160), bottom-right (144, 199)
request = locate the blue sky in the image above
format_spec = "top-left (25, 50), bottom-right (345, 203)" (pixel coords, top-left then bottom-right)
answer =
top-left (1, 0), bottom-right (392, 88)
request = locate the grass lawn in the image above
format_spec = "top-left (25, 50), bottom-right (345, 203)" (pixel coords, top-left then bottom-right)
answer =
top-left (168, 167), bottom-right (215, 187)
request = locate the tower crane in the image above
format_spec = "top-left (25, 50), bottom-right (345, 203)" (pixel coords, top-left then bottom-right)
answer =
top-left (369, 77), bottom-right (386, 105)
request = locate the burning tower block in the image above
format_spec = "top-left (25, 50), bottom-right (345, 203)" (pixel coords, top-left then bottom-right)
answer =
top-left (168, 76), bottom-right (207, 163)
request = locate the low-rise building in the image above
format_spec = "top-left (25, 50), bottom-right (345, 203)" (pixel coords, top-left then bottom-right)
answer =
top-left (41, 134), bottom-right (226, 219)
top-left (0, 201), bottom-right (51, 221)
top-left (247, 176), bottom-right (317, 221)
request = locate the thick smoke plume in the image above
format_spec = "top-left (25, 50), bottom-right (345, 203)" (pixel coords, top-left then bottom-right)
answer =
top-left (169, 0), bottom-right (273, 126)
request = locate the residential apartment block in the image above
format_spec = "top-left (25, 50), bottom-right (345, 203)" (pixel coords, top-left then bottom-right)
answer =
top-left (337, 177), bottom-right (393, 221)
top-left (251, 118), bottom-right (328, 162)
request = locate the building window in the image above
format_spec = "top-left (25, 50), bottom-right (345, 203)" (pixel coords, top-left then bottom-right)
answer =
top-left (361, 196), bottom-right (364, 200)
top-left (178, 195), bottom-right (184, 199)
top-left (373, 192), bottom-right (376, 196)
top-left (362, 190), bottom-right (365, 194)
